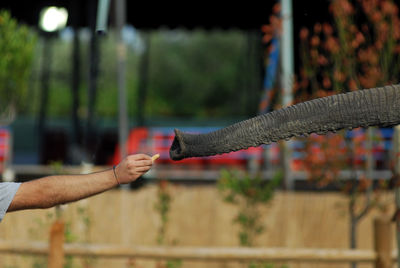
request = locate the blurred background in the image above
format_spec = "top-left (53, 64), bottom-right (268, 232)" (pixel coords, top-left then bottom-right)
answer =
top-left (0, 0), bottom-right (330, 173)
top-left (1, 0), bottom-right (400, 267)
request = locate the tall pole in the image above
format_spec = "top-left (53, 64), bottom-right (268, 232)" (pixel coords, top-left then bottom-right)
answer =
top-left (280, 0), bottom-right (294, 190)
top-left (86, 0), bottom-right (100, 159)
top-left (115, 0), bottom-right (128, 160)
top-left (70, 0), bottom-right (82, 148)
top-left (392, 125), bottom-right (400, 268)
top-left (396, 182), bottom-right (400, 268)
top-left (96, 0), bottom-right (110, 34)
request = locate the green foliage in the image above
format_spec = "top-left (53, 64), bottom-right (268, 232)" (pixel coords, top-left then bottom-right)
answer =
top-left (147, 30), bottom-right (256, 118)
top-left (154, 180), bottom-right (182, 268)
top-left (154, 180), bottom-right (172, 245)
top-left (0, 10), bottom-right (36, 112)
top-left (218, 170), bottom-right (281, 206)
top-left (49, 160), bottom-right (65, 174)
top-left (165, 259), bottom-right (182, 268)
top-left (77, 205), bottom-right (91, 231)
top-left (218, 170), bottom-right (281, 247)
top-left (25, 29), bottom-right (258, 119)
top-left (32, 261), bottom-right (46, 268)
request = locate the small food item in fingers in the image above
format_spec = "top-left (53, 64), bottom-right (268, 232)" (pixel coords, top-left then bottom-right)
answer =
top-left (152, 154), bottom-right (160, 162)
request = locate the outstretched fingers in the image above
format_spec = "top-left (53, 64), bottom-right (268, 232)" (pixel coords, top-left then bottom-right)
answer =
top-left (116, 153), bottom-right (156, 184)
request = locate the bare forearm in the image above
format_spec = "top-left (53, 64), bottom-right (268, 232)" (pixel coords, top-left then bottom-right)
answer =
top-left (8, 154), bottom-right (153, 212)
top-left (8, 169), bottom-right (117, 211)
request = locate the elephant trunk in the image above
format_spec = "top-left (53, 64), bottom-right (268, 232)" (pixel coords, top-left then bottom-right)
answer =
top-left (170, 84), bottom-right (400, 160)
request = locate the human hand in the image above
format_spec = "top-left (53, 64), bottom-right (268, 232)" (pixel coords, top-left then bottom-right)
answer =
top-left (115, 154), bottom-right (153, 184)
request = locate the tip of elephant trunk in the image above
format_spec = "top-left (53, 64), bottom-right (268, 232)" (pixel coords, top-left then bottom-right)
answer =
top-left (169, 129), bottom-right (187, 161)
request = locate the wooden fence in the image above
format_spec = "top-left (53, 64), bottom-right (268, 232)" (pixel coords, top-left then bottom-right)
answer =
top-left (0, 218), bottom-right (396, 268)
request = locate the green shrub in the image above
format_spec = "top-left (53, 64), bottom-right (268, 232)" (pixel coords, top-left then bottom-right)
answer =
top-left (218, 170), bottom-right (281, 247)
top-left (0, 10), bottom-right (36, 114)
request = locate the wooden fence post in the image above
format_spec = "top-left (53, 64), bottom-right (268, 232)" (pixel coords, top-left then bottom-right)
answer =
top-left (392, 124), bottom-right (400, 268)
top-left (48, 220), bottom-right (65, 268)
top-left (374, 217), bottom-right (392, 268)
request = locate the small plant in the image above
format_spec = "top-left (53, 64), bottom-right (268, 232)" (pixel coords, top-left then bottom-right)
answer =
top-left (154, 180), bottom-right (172, 245)
top-left (218, 170), bottom-right (284, 268)
top-left (218, 170), bottom-right (281, 247)
top-left (153, 180), bottom-right (182, 268)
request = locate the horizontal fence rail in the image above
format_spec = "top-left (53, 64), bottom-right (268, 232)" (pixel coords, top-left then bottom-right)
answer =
top-left (0, 241), bottom-right (397, 263)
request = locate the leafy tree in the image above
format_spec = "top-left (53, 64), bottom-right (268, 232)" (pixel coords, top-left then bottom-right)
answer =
top-left (0, 10), bottom-right (36, 121)
top-left (146, 30), bottom-right (260, 118)
top-left (30, 29), bottom-right (260, 120)
top-left (294, 1), bottom-right (398, 266)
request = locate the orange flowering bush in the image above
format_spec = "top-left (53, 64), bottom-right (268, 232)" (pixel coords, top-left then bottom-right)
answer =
top-left (296, 0), bottom-right (400, 102)
top-left (301, 133), bottom-right (347, 187)
top-left (261, 3), bottom-right (282, 44)
top-left (296, 0), bottom-right (398, 187)
top-left (299, 129), bottom-right (376, 188)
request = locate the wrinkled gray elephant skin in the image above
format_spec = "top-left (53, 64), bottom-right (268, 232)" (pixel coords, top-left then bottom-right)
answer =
top-left (170, 84), bottom-right (400, 160)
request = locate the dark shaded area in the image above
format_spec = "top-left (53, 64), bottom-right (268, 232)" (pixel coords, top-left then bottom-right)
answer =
top-left (93, 130), bottom-right (118, 164)
top-left (40, 129), bottom-right (69, 164)
top-left (0, 0), bottom-right (331, 30)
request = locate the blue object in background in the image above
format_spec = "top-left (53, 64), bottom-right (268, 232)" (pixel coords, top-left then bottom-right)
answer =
top-left (259, 37), bottom-right (280, 115)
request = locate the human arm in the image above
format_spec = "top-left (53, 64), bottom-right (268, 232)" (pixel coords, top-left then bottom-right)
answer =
top-left (7, 154), bottom-right (153, 212)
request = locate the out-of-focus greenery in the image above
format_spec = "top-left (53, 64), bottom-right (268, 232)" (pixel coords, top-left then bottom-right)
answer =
top-left (218, 170), bottom-right (281, 247)
top-left (155, 180), bottom-right (172, 245)
top-left (24, 28), bottom-right (260, 120)
top-left (147, 30), bottom-right (258, 118)
top-left (154, 180), bottom-right (183, 268)
top-left (0, 10), bottom-right (36, 113)
top-left (218, 170), bottom-right (283, 267)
